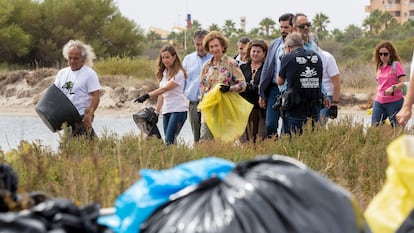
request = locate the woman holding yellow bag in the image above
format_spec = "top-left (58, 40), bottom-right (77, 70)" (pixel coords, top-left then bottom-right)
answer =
top-left (198, 31), bottom-right (251, 142)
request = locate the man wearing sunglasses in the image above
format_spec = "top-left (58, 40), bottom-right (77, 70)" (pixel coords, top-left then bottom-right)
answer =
top-left (292, 13), bottom-right (328, 108)
top-left (292, 13), bottom-right (318, 53)
top-left (259, 13), bottom-right (294, 139)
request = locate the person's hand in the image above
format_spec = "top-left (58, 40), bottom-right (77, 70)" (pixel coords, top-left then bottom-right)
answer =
top-left (219, 84), bottom-right (230, 93)
top-left (324, 98), bottom-right (331, 108)
top-left (82, 113), bottom-right (93, 133)
top-left (134, 93), bottom-right (150, 103)
top-left (396, 107), bottom-right (411, 126)
top-left (258, 97), bottom-right (266, 108)
top-left (384, 85), bottom-right (395, 96)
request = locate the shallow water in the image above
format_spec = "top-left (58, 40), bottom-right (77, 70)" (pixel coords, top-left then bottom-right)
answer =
top-left (0, 115), bottom-right (194, 152)
top-left (1, 107), bottom-right (405, 153)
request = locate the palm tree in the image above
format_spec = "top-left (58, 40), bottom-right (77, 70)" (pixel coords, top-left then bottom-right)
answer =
top-left (259, 17), bottom-right (276, 36)
top-left (363, 10), bottom-right (384, 35)
top-left (208, 23), bottom-right (221, 32)
top-left (222, 19), bottom-right (237, 38)
top-left (381, 11), bottom-right (395, 30)
top-left (192, 20), bottom-right (202, 31)
top-left (146, 31), bottom-right (162, 44)
top-left (312, 13), bottom-right (330, 34)
top-left (362, 15), bottom-right (376, 33)
top-left (248, 28), bottom-right (262, 37)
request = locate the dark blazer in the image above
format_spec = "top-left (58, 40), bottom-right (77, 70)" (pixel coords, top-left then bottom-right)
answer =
top-left (258, 37), bottom-right (283, 100)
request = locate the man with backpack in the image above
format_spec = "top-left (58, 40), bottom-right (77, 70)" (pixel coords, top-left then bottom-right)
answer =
top-left (277, 31), bottom-right (329, 135)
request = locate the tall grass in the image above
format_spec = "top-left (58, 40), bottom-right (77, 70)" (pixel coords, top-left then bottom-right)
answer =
top-left (1, 119), bottom-right (411, 209)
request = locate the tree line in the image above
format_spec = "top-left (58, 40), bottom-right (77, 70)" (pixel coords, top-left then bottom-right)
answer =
top-left (1, 0), bottom-right (145, 67)
top-left (3, 0), bottom-right (414, 68)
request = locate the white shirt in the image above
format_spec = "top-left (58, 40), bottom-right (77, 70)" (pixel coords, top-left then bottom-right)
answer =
top-left (54, 65), bottom-right (101, 115)
top-left (183, 52), bottom-right (212, 101)
top-left (319, 48), bottom-right (340, 96)
top-left (160, 70), bottom-right (188, 114)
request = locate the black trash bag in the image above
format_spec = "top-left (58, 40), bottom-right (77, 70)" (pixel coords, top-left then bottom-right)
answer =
top-left (0, 198), bottom-right (113, 233)
top-left (0, 212), bottom-right (47, 233)
top-left (141, 155), bottom-right (371, 233)
top-left (396, 208), bottom-right (414, 233)
top-left (0, 163), bottom-right (19, 212)
top-left (132, 107), bottom-right (161, 139)
top-left (29, 198), bottom-right (110, 233)
top-left (0, 163), bottom-right (50, 212)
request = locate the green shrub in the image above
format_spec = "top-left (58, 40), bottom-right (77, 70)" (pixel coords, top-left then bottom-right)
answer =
top-left (94, 57), bottom-right (156, 79)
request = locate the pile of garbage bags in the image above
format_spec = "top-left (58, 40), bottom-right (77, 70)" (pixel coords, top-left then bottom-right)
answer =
top-left (0, 163), bottom-right (111, 233)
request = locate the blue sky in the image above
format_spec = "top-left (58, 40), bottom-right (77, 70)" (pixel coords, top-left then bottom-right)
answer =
top-left (116, 0), bottom-right (370, 31)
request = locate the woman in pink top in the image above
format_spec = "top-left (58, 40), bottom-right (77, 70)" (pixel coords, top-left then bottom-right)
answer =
top-left (371, 41), bottom-right (407, 127)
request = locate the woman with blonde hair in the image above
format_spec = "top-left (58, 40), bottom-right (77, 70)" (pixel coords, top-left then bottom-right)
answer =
top-left (135, 45), bottom-right (188, 144)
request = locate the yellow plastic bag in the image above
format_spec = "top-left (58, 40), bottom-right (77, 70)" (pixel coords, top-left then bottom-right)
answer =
top-left (198, 85), bottom-right (253, 142)
top-left (364, 134), bottom-right (414, 233)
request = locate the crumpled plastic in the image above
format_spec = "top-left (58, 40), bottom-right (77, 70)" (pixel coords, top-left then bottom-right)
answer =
top-left (140, 155), bottom-right (371, 233)
top-left (364, 134), bottom-right (414, 233)
top-left (98, 157), bottom-right (235, 233)
top-left (198, 84), bottom-right (253, 142)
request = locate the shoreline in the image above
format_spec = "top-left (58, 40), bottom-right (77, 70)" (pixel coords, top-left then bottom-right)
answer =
top-left (0, 106), bottom-right (139, 118)
top-left (0, 105), bottom-right (370, 119)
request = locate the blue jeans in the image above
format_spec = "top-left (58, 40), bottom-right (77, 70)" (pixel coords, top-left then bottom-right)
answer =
top-left (162, 111), bottom-right (187, 145)
top-left (286, 111), bottom-right (320, 136)
top-left (265, 86), bottom-right (281, 138)
top-left (371, 99), bottom-right (403, 127)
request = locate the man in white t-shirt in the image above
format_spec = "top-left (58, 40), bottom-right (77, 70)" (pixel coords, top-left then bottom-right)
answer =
top-left (309, 33), bottom-right (341, 124)
top-left (54, 40), bottom-right (101, 137)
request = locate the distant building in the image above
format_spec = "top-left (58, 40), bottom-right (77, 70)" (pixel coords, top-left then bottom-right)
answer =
top-left (240, 16), bottom-right (246, 32)
top-left (365, 0), bottom-right (414, 24)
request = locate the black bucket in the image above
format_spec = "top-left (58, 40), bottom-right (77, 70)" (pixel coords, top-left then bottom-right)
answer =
top-left (35, 84), bottom-right (82, 132)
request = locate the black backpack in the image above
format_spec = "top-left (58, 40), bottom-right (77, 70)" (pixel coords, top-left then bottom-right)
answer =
top-left (294, 51), bottom-right (323, 105)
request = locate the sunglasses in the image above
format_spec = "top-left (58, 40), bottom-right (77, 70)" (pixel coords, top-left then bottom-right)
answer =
top-left (379, 52), bottom-right (389, 57)
top-left (297, 22), bottom-right (311, 29)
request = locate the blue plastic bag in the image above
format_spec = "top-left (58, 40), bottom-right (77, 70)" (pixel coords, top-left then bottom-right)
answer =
top-left (98, 157), bottom-right (235, 233)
